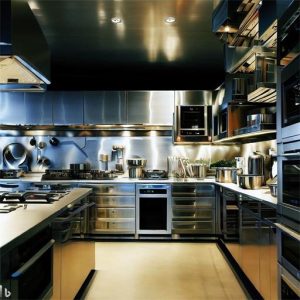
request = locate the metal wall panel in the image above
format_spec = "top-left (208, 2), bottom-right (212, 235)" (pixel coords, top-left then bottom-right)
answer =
top-left (52, 91), bottom-right (84, 125)
top-left (175, 90), bottom-right (212, 106)
top-left (127, 91), bottom-right (174, 125)
top-left (24, 92), bottom-right (52, 125)
top-left (0, 92), bottom-right (25, 124)
top-left (84, 91), bottom-right (126, 124)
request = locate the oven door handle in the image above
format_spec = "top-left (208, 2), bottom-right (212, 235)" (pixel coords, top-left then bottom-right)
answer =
top-left (281, 152), bottom-right (300, 157)
top-left (276, 223), bottom-right (300, 241)
top-left (281, 269), bottom-right (300, 297)
top-left (54, 202), bottom-right (95, 222)
top-left (11, 239), bottom-right (55, 279)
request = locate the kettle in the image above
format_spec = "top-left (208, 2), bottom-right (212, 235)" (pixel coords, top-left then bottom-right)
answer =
top-left (248, 152), bottom-right (264, 176)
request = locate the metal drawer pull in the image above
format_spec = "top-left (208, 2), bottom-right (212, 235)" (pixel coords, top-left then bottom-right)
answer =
top-left (282, 273), bottom-right (300, 297)
top-left (54, 202), bottom-right (94, 222)
top-left (11, 239), bottom-right (55, 278)
top-left (281, 152), bottom-right (300, 157)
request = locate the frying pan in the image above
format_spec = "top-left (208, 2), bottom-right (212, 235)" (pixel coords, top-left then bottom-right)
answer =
top-left (3, 143), bottom-right (27, 169)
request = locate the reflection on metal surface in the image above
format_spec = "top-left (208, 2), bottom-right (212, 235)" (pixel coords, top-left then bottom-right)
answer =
top-left (143, 5), bottom-right (181, 62)
top-left (0, 136), bottom-right (240, 173)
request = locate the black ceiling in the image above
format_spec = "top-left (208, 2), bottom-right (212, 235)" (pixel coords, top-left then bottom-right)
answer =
top-left (28, 0), bottom-right (224, 90)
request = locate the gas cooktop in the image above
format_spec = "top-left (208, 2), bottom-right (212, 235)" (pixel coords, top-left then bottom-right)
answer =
top-left (42, 169), bottom-right (116, 180)
top-left (0, 190), bottom-right (69, 204)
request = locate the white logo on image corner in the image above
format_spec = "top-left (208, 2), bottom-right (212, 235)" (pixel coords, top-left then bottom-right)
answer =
top-left (0, 284), bottom-right (11, 298)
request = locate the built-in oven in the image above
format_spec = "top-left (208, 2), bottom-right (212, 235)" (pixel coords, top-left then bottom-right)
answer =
top-left (277, 223), bottom-right (300, 280)
top-left (136, 184), bottom-right (171, 235)
top-left (277, 144), bottom-right (300, 232)
top-left (279, 265), bottom-right (300, 300)
top-left (0, 226), bottom-right (54, 300)
top-left (277, 222), bottom-right (300, 300)
top-left (278, 55), bottom-right (300, 142)
top-left (174, 105), bottom-right (212, 143)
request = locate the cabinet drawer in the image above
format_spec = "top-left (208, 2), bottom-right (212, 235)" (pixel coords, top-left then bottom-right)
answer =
top-left (172, 221), bottom-right (215, 234)
top-left (172, 184), bottom-right (196, 196)
top-left (196, 184), bottom-right (215, 197)
top-left (93, 219), bottom-right (135, 232)
top-left (96, 208), bottom-right (135, 218)
top-left (80, 184), bottom-right (135, 195)
top-left (172, 208), bottom-right (214, 220)
top-left (172, 197), bottom-right (215, 208)
top-left (90, 196), bottom-right (135, 207)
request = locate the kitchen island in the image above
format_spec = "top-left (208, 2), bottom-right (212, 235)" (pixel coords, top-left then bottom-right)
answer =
top-left (0, 188), bottom-right (93, 300)
top-left (0, 188), bottom-right (92, 253)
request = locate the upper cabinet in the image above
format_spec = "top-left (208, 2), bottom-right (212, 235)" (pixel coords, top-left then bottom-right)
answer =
top-left (24, 92), bottom-right (52, 125)
top-left (84, 91), bottom-right (126, 124)
top-left (52, 91), bottom-right (84, 125)
top-left (127, 91), bottom-right (174, 125)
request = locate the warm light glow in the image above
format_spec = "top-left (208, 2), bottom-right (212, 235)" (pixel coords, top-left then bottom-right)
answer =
top-left (164, 17), bottom-right (176, 24)
top-left (224, 26), bottom-right (230, 32)
top-left (111, 17), bottom-right (122, 24)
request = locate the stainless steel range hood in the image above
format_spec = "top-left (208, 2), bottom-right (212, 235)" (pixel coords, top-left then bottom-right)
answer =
top-left (0, 0), bottom-right (50, 92)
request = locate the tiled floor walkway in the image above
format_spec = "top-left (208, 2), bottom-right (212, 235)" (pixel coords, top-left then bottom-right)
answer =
top-left (85, 242), bottom-right (247, 300)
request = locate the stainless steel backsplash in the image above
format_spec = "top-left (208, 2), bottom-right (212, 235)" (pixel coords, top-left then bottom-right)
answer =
top-left (0, 136), bottom-right (241, 173)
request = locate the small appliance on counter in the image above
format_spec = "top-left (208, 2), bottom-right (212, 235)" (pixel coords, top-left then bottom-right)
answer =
top-left (112, 145), bottom-right (125, 174)
top-left (237, 151), bottom-right (266, 189)
top-left (127, 157), bottom-right (147, 178)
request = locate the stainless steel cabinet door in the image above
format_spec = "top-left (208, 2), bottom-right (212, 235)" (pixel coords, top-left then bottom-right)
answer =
top-left (0, 92), bottom-right (25, 124)
top-left (127, 91), bottom-right (174, 125)
top-left (24, 92), bottom-right (52, 124)
top-left (84, 91), bottom-right (126, 124)
top-left (52, 91), bottom-right (84, 125)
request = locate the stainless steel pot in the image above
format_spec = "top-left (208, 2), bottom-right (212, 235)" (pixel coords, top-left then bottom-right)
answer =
top-left (248, 152), bottom-right (264, 176)
top-left (268, 183), bottom-right (277, 197)
top-left (215, 167), bottom-right (241, 183)
top-left (127, 158), bottom-right (147, 167)
top-left (70, 163), bottom-right (91, 171)
top-left (238, 175), bottom-right (264, 190)
top-left (128, 167), bottom-right (144, 178)
top-left (190, 164), bottom-right (207, 179)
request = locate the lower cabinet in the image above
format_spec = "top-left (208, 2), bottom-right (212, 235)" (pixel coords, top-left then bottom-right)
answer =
top-left (172, 184), bottom-right (216, 235)
top-left (224, 195), bottom-right (278, 300)
top-left (52, 241), bottom-right (95, 300)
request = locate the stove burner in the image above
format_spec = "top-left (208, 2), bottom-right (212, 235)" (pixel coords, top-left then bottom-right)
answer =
top-left (42, 169), bottom-right (116, 180)
top-left (0, 191), bottom-right (69, 204)
top-left (0, 169), bottom-right (23, 179)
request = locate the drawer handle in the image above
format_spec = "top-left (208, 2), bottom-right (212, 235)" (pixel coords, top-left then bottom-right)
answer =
top-left (11, 239), bottom-right (55, 278)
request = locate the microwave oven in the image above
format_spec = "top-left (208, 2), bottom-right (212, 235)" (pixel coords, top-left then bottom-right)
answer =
top-left (277, 52), bottom-right (300, 143)
top-left (174, 105), bottom-right (212, 143)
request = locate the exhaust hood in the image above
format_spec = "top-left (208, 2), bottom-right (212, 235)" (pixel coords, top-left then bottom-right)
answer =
top-left (0, 0), bottom-right (50, 91)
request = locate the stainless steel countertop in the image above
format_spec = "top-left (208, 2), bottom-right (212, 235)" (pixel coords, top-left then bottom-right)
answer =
top-left (0, 188), bottom-right (92, 252)
top-left (0, 173), bottom-right (277, 206)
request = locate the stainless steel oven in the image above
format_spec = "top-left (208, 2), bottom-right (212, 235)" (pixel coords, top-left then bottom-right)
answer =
top-left (277, 145), bottom-right (300, 232)
top-left (136, 184), bottom-right (171, 235)
top-left (277, 223), bottom-right (300, 280)
top-left (278, 55), bottom-right (300, 142)
top-left (0, 226), bottom-right (54, 300)
top-left (277, 223), bottom-right (300, 300)
top-left (279, 265), bottom-right (300, 300)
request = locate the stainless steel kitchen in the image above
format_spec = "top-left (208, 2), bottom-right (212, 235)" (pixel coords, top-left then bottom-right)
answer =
top-left (0, 0), bottom-right (299, 299)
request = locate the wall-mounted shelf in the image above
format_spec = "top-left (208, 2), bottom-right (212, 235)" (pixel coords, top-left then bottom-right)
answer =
top-left (0, 125), bottom-right (173, 137)
top-left (213, 128), bottom-right (276, 144)
top-left (247, 83), bottom-right (276, 103)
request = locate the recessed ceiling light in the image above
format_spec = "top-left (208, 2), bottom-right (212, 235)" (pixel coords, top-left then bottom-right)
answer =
top-left (164, 17), bottom-right (176, 24)
top-left (111, 17), bottom-right (122, 24)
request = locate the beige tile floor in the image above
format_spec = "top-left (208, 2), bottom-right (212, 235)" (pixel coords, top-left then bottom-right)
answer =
top-left (85, 242), bottom-right (247, 300)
